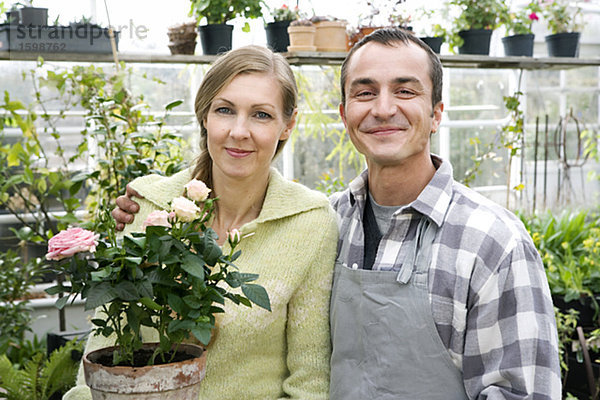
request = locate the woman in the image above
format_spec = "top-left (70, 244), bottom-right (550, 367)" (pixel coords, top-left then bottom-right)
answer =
top-left (64, 45), bottom-right (338, 400)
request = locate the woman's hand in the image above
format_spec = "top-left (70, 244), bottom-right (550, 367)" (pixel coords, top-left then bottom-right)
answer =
top-left (112, 184), bottom-right (143, 231)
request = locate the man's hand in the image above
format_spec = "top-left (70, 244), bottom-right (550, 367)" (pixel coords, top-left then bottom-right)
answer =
top-left (112, 184), bottom-right (143, 231)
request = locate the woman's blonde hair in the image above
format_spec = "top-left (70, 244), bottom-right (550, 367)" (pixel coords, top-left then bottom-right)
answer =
top-left (191, 45), bottom-right (298, 187)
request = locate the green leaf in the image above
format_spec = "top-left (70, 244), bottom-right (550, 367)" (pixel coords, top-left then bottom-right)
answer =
top-left (182, 253), bottom-right (205, 279)
top-left (114, 281), bottom-right (140, 301)
top-left (85, 283), bottom-right (117, 310)
top-left (241, 283), bottom-right (271, 311)
top-left (168, 319), bottom-right (195, 333)
top-left (139, 297), bottom-right (162, 311)
top-left (168, 293), bottom-right (185, 314)
top-left (182, 295), bottom-right (203, 309)
top-left (55, 295), bottom-right (70, 310)
top-left (124, 235), bottom-right (146, 250)
top-left (45, 285), bottom-right (69, 295)
top-left (164, 99), bottom-right (183, 110)
top-left (203, 235), bottom-right (222, 265)
top-left (191, 326), bottom-right (212, 346)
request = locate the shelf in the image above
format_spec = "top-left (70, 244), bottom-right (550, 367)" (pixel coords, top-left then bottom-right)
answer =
top-left (1, 51), bottom-right (600, 70)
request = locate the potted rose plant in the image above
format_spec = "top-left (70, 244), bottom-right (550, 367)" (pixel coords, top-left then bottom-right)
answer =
top-left (265, 3), bottom-right (300, 53)
top-left (500, 1), bottom-right (542, 57)
top-left (44, 179), bottom-right (270, 398)
top-left (541, 0), bottom-right (584, 57)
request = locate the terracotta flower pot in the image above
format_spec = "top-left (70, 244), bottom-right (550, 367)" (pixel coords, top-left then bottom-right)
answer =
top-left (83, 343), bottom-right (206, 399)
top-left (314, 20), bottom-right (348, 52)
top-left (287, 25), bottom-right (316, 52)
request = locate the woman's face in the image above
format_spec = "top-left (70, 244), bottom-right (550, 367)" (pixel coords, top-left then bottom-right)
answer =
top-left (205, 72), bottom-right (295, 185)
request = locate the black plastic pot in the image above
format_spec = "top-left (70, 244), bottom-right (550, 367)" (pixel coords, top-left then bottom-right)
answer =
top-left (502, 34), bottom-right (534, 57)
top-left (5, 10), bottom-right (20, 25)
top-left (420, 36), bottom-right (443, 54)
top-left (552, 294), bottom-right (599, 328)
top-left (545, 32), bottom-right (580, 58)
top-left (18, 7), bottom-right (48, 26)
top-left (265, 20), bottom-right (291, 53)
top-left (458, 29), bottom-right (493, 55)
top-left (198, 24), bottom-right (233, 55)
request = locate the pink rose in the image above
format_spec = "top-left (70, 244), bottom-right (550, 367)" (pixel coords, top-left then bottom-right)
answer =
top-left (528, 12), bottom-right (539, 21)
top-left (184, 179), bottom-right (211, 202)
top-left (171, 196), bottom-right (200, 222)
top-left (46, 227), bottom-right (99, 261)
top-left (227, 229), bottom-right (242, 246)
top-left (143, 210), bottom-right (173, 229)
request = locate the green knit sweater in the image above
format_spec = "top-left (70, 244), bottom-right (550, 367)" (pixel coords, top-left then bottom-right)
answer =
top-left (63, 168), bottom-right (338, 400)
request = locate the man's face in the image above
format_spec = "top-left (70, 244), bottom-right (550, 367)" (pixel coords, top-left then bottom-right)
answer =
top-left (340, 41), bottom-right (443, 169)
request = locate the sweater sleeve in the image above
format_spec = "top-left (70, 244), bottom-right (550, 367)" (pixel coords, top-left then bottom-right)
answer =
top-left (280, 206), bottom-right (338, 400)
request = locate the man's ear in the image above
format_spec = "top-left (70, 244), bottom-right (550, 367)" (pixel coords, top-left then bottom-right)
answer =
top-left (339, 102), bottom-right (347, 128)
top-left (431, 101), bottom-right (444, 133)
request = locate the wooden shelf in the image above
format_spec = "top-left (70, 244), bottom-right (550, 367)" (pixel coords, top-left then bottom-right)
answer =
top-left (1, 51), bottom-right (600, 70)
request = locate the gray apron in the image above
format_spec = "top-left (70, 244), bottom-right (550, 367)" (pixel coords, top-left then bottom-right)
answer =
top-left (330, 218), bottom-right (469, 400)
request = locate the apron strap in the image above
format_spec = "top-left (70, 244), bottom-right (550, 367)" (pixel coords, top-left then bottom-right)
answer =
top-left (396, 216), bottom-right (436, 284)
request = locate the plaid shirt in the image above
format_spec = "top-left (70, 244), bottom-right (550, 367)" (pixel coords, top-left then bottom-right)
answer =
top-left (330, 155), bottom-right (561, 400)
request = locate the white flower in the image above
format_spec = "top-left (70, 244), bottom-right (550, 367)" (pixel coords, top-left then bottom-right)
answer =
top-left (184, 179), bottom-right (211, 202)
top-left (171, 197), bottom-right (201, 222)
top-left (143, 210), bottom-right (173, 229)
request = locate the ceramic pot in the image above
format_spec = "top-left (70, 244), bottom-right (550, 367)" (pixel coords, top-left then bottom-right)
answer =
top-left (83, 343), bottom-right (206, 399)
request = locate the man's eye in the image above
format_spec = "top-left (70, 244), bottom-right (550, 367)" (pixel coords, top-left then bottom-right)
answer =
top-left (356, 91), bottom-right (374, 97)
top-left (397, 89), bottom-right (416, 98)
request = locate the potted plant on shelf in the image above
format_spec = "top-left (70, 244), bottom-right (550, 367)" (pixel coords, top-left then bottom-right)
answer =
top-left (311, 15), bottom-right (348, 53)
top-left (413, 6), bottom-right (447, 54)
top-left (44, 182), bottom-right (271, 398)
top-left (499, 0), bottom-right (542, 57)
top-left (347, 0), bottom-right (386, 49)
top-left (265, 3), bottom-right (299, 53)
top-left (189, 0), bottom-right (264, 55)
top-left (167, 21), bottom-right (198, 55)
top-left (448, 0), bottom-right (504, 55)
top-left (287, 18), bottom-right (316, 52)
top-left (17, 1), bottom-right (47, 26)
top-left (541, 0), bottom-right (584, 58)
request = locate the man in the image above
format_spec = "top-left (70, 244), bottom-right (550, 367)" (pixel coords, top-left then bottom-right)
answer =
top-left (112, 29), bottom-right (561, 399)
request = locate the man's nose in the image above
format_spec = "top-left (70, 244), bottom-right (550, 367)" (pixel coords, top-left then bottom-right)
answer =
top-left (371, 92), bottom-right (397, 119)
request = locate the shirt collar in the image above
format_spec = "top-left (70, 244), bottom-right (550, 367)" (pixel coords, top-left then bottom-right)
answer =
top-left (347, 154), bottom-right (453, 227)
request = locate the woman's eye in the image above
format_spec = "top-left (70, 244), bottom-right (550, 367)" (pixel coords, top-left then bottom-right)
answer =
top-left (215, 107), bottom-right (232, 114)
top-left (255, 111), bottom-right (272, 119)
